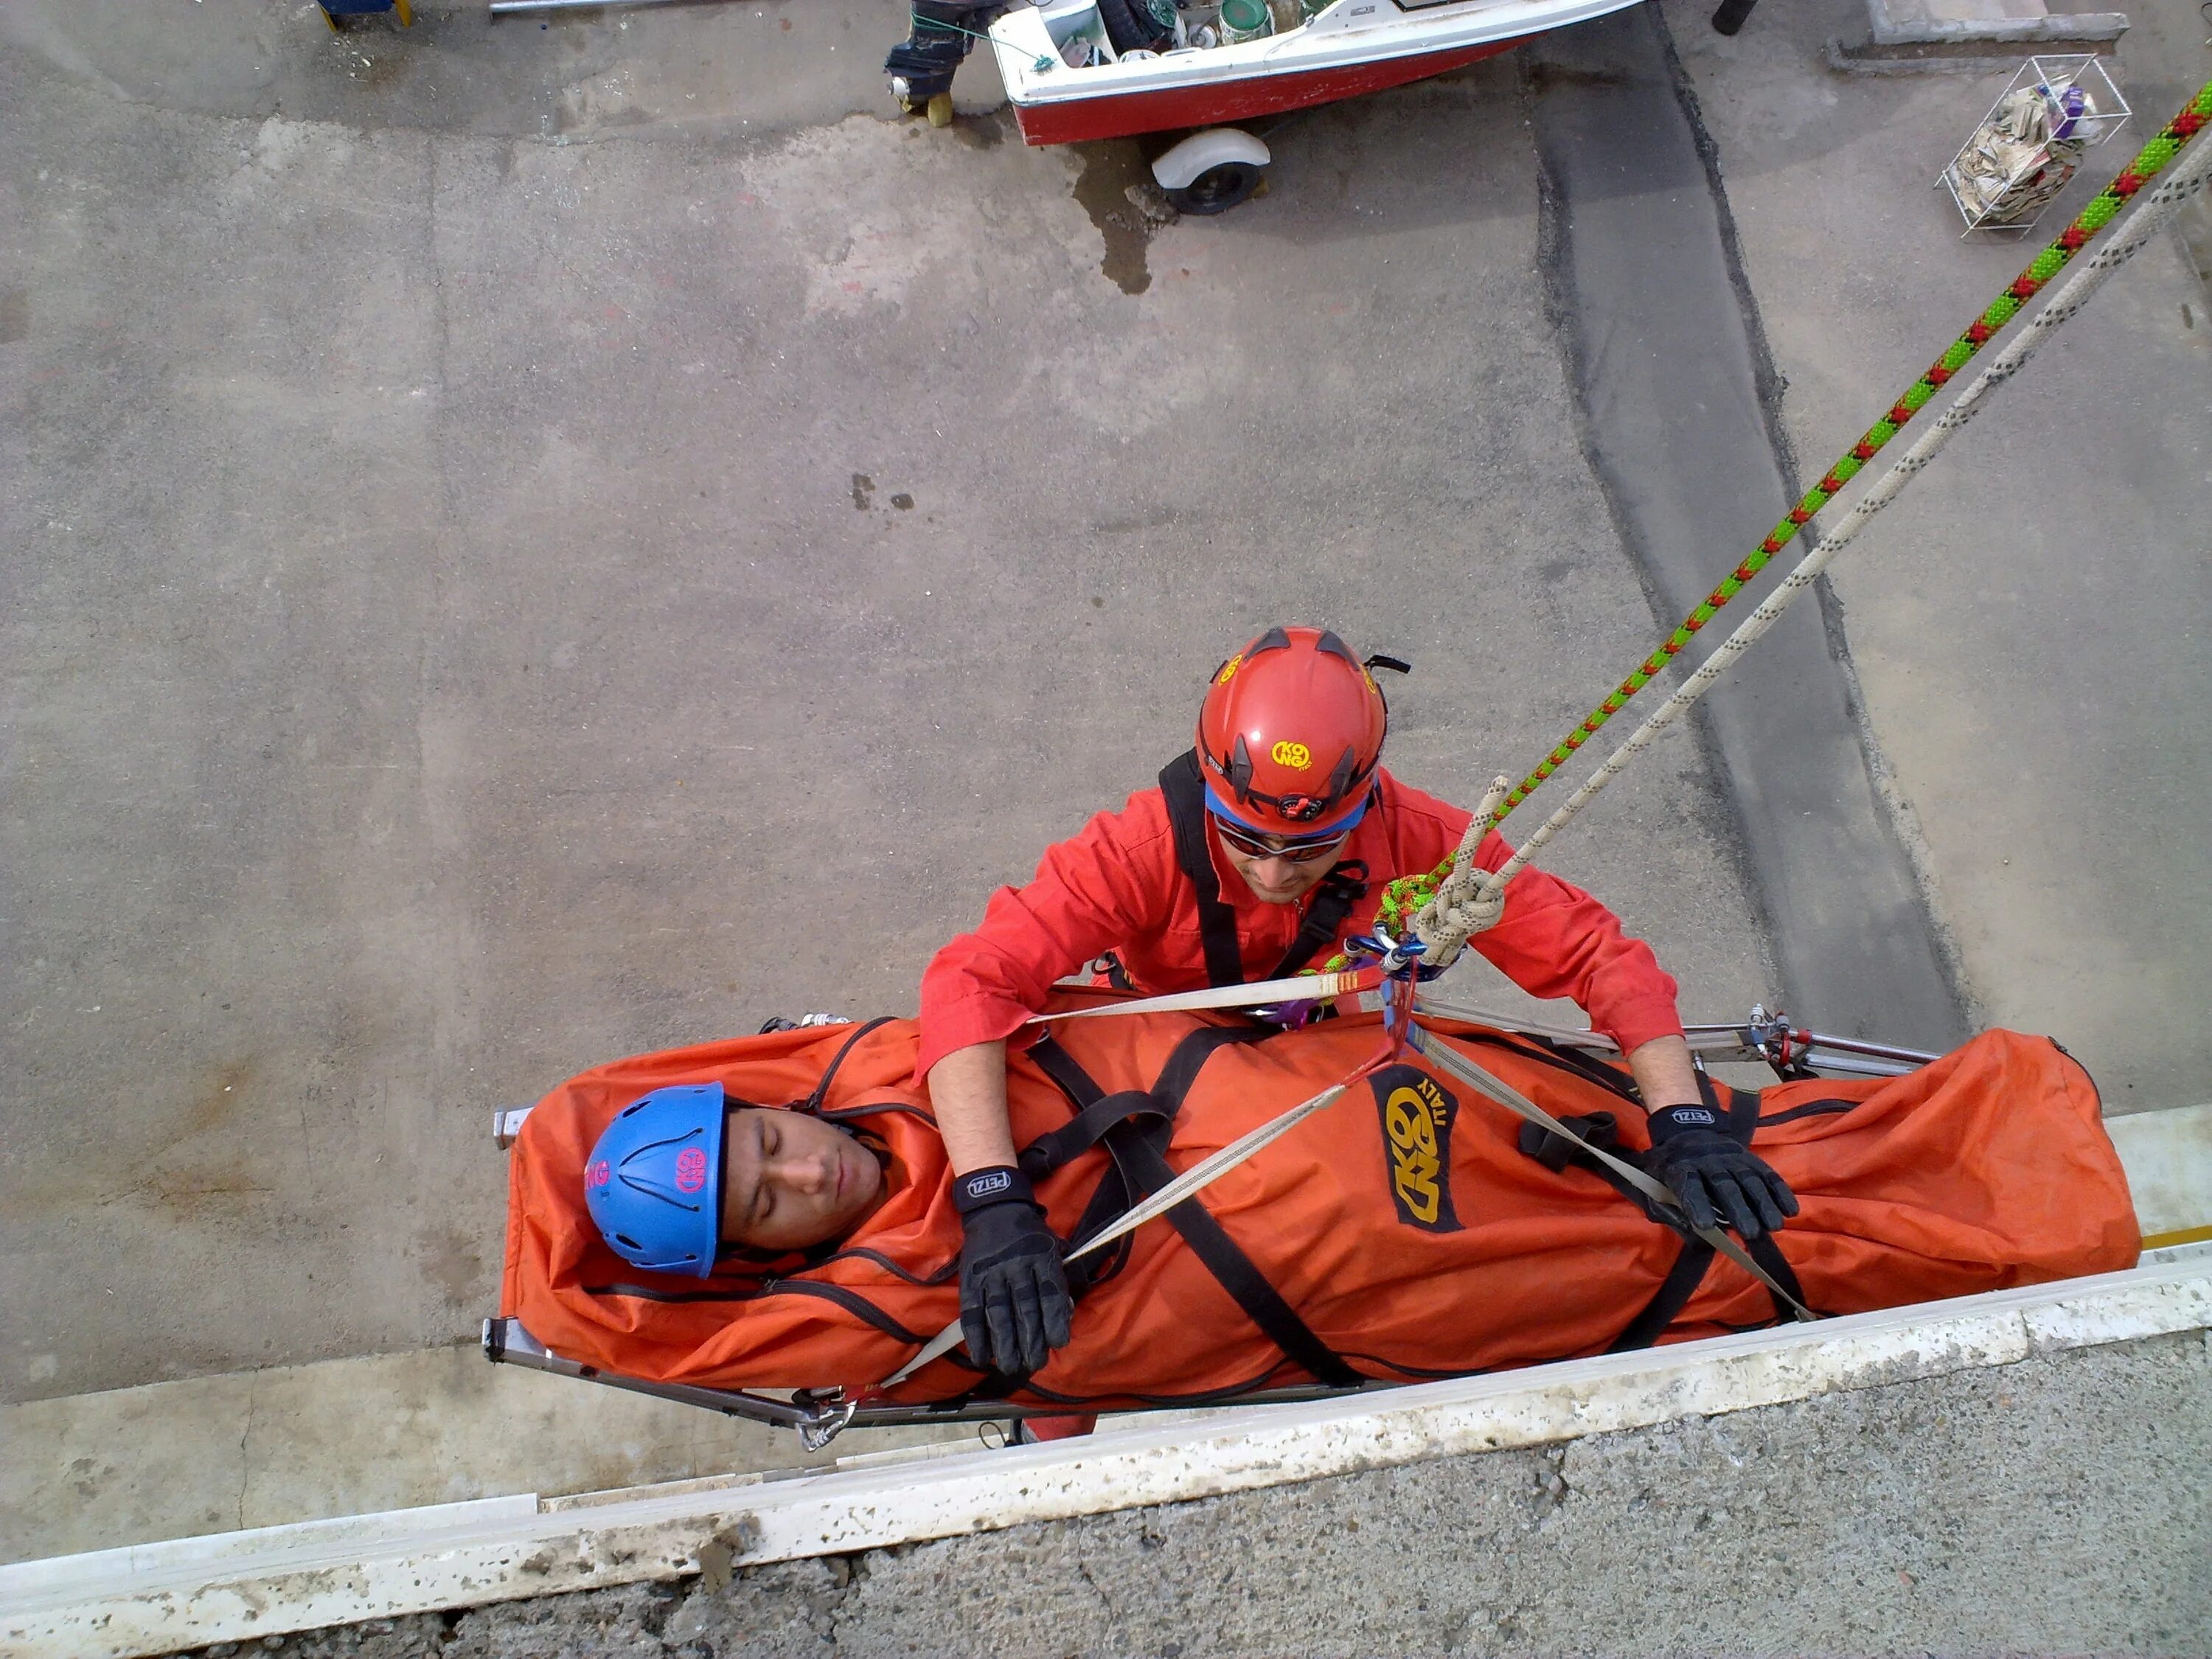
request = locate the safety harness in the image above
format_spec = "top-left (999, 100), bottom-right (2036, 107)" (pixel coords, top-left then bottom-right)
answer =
top-left (1155, 749), bottom-right (1370, 990)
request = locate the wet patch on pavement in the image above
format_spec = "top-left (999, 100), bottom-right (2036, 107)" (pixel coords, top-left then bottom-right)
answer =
top-left (1071, 140), bottom-right (1176, 296)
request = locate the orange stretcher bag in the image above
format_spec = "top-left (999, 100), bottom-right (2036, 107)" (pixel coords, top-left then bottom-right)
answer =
top-left (501, 1002), bottom-right (2138, 1408)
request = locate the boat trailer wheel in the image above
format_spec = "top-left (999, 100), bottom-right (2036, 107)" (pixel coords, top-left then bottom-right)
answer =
top-left (1166, 160), bottom-right (1264, 217)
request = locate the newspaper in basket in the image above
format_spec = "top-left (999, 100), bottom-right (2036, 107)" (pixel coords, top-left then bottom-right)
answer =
top-left (1939, 55), bottom-right (2131, 236)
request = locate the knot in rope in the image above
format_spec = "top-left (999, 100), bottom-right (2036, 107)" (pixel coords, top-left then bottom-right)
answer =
top-left (1408, 774), bottom-right (1514, 972)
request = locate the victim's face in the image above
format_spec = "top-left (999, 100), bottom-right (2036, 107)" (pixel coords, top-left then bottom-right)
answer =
top-left (718, 1107), bottom-right (884, 1253)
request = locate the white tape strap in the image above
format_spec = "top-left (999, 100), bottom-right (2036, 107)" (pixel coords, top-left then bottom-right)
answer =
top-left (1023, 969), bottom-right (1378, 1024)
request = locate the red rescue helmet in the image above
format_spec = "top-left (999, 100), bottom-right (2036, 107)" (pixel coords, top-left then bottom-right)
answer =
top-left (1195, 626), bottom-right (1398, 836)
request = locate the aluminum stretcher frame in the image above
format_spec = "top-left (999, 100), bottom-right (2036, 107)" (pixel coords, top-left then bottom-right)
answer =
top-left (481, 1004), bottom-right (1939, 1449)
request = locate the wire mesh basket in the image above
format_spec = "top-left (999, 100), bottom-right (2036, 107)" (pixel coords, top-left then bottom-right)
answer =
top-left (1938, 56), bottom-right (2131, 236)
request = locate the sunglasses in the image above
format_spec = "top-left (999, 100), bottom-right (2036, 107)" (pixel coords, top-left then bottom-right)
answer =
top-left (1210, 816), bottom-right (1353, 864)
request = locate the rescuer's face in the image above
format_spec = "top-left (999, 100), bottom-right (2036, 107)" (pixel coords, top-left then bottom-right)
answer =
top-left (1217, 837), bottom-right (1345, 906)
top-left (720, 1108), bottom-right (886, 1252)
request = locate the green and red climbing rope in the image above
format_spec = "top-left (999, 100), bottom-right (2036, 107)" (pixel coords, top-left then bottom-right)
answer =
top-left (1370, 80), bottom-right (2212, 943)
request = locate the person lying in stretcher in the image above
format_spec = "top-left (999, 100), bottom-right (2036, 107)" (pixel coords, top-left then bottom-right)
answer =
top-left (505, 1005), bottom-right (2140, 1411)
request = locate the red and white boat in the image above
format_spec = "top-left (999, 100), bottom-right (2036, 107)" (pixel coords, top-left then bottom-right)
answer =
top-left (959, 0), bottom-right (1643, 210)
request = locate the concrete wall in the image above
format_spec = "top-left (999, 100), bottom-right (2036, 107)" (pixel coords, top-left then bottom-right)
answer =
top-left (232, 1326), bottom-right (2212, 1658)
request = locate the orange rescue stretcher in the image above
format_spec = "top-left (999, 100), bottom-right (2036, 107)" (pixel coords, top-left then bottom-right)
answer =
top-left (486, 995), bottom-right (2138, 1448)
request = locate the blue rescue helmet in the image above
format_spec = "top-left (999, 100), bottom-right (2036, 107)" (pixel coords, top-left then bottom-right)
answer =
top-left (583, 1082), bottom-right (727, 1277)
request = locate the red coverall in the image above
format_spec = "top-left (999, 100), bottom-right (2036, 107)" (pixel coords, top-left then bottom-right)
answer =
top-left (918, 768), bottom-right (1683, 1078)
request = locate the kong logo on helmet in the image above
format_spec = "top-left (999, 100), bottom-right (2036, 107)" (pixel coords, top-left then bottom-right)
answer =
top-left (586, 1159), bottom-right (612, 1190)
top-left (1368, 1065), bottom-right (1464, 1233)
top-left (673, 1147), bottom-right (709, 1193)
top-left (1196, 627), bottom-right (1391, 839)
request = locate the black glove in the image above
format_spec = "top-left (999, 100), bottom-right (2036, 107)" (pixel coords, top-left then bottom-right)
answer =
top-left (953, 1166), bottom-right (1073, 1378)
top-left (1644, 1104), bottom-right (1799, 1242)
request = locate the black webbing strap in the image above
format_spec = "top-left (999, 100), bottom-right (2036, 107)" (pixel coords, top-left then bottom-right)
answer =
top-left (1605, 1237), bottom-right (1717, 1352)
top-left (1022, 1029), bottom-right (1360, 1387)
top-left (1023, 1026), bottom-right (1276, 1180)
top-left (1158, 751), bottom-right (1245, 990)
top-left (1710, 1071), bottom-right (1811, 1318)
top-left (1023, 1037), bottom-right (1145, 1287)
top-left (1158, 749), bottom-right (1371, 986)
top-left (1026, 1027), bottom-right (1275, 1281)
top-left (1742, 1230), bottom-right (1812, 1324)
top-left (1523, 1072), bottom-right (1811, 1349)
top-left (1018, 1088), bottom-right (1163, 1181)
top-left (1270, 858), bottom-right (1368, 979)
top-left (1116, 1130), bottom-right (1363, 1388)
top-left (1723, 1073), bottom-right (1761, 1144)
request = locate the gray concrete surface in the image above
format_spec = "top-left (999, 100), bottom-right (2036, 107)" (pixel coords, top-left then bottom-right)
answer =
top-left (1, 4), bottom-right (1776, 1404)
top-left (0, 1343), bottom-right (971, 1565)
top-left (1663, 0), bottom-right (2212, 1111)
top-left (195, 1326), bottom-right (2212, 1658)
top-left (0, 0), bottom-right (928, 139)
top-left (1529, 7), bottom-right (1966, 1051)
top-left (3, 0), bottom-right (2202, 1441)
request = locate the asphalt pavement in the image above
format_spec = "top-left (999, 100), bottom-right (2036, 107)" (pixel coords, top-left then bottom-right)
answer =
top-left (1, 0), bottom-right (2202, 1419)
top-left (1, 0), bottom-right (1772, 1403)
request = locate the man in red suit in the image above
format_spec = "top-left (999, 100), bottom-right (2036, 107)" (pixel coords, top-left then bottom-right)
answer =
top-left (919, 626), bottom-right (1792, 1377)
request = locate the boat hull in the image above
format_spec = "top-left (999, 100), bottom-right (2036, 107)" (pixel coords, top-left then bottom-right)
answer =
top-left (1009, 37), bottom-right (1524, 147)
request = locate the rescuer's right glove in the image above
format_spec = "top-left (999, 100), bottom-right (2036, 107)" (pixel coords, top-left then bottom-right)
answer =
top-left (953, 1166), bottom-right (1073, 1378)
top-left (1644, 1105), bottom-right (1798, 1242)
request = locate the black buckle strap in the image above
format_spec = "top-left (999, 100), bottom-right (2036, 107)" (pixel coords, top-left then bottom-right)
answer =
top-left (1018, 1089), bottom-right (1164, 1183)
top-left (1021, 1028), bottom-right (1359, 1387)
top-left (1113, 1130), bottom-right (1362, 1388)
top-left (1159, 751), bottom-right (1245, 990)
top-left (1520, 1072), bottom-right (1812, 1346)
top-left (1159, 748), bottom-right (1370, 987)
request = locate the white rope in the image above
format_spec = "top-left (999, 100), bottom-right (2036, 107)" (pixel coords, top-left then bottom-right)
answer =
top-left (1408, 773), bottom-right (1513, 964)
top-left (1427, 135), bottom-right (2212, 950)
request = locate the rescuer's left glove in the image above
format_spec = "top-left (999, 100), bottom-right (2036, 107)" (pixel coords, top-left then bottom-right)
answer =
top-left (1644, 1105), bottom-right (1798, 1242)
top-left (953, 1166), bottom-right (1073, 1378)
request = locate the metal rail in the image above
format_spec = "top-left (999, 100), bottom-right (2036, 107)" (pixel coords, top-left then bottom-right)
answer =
top-left (1415, 999), bottom-right (1940, 1080)
top-left (484, 1317), bottom-right (1376, 1445)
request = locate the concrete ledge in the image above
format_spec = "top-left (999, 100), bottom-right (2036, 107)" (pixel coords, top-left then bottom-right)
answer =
top-left (2107, 1102), bottom-right (2212, 1247)
top-left (4, 1250), bottom-right (2205, 1659)
top-left (1868, 3), bottom-right (2128, 47)
top-left (1832, 0), bottom-right (2128, 67)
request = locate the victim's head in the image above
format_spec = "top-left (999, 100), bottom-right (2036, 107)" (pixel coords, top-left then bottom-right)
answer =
top-left (582, 1084), bottom-right (886, 1275)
